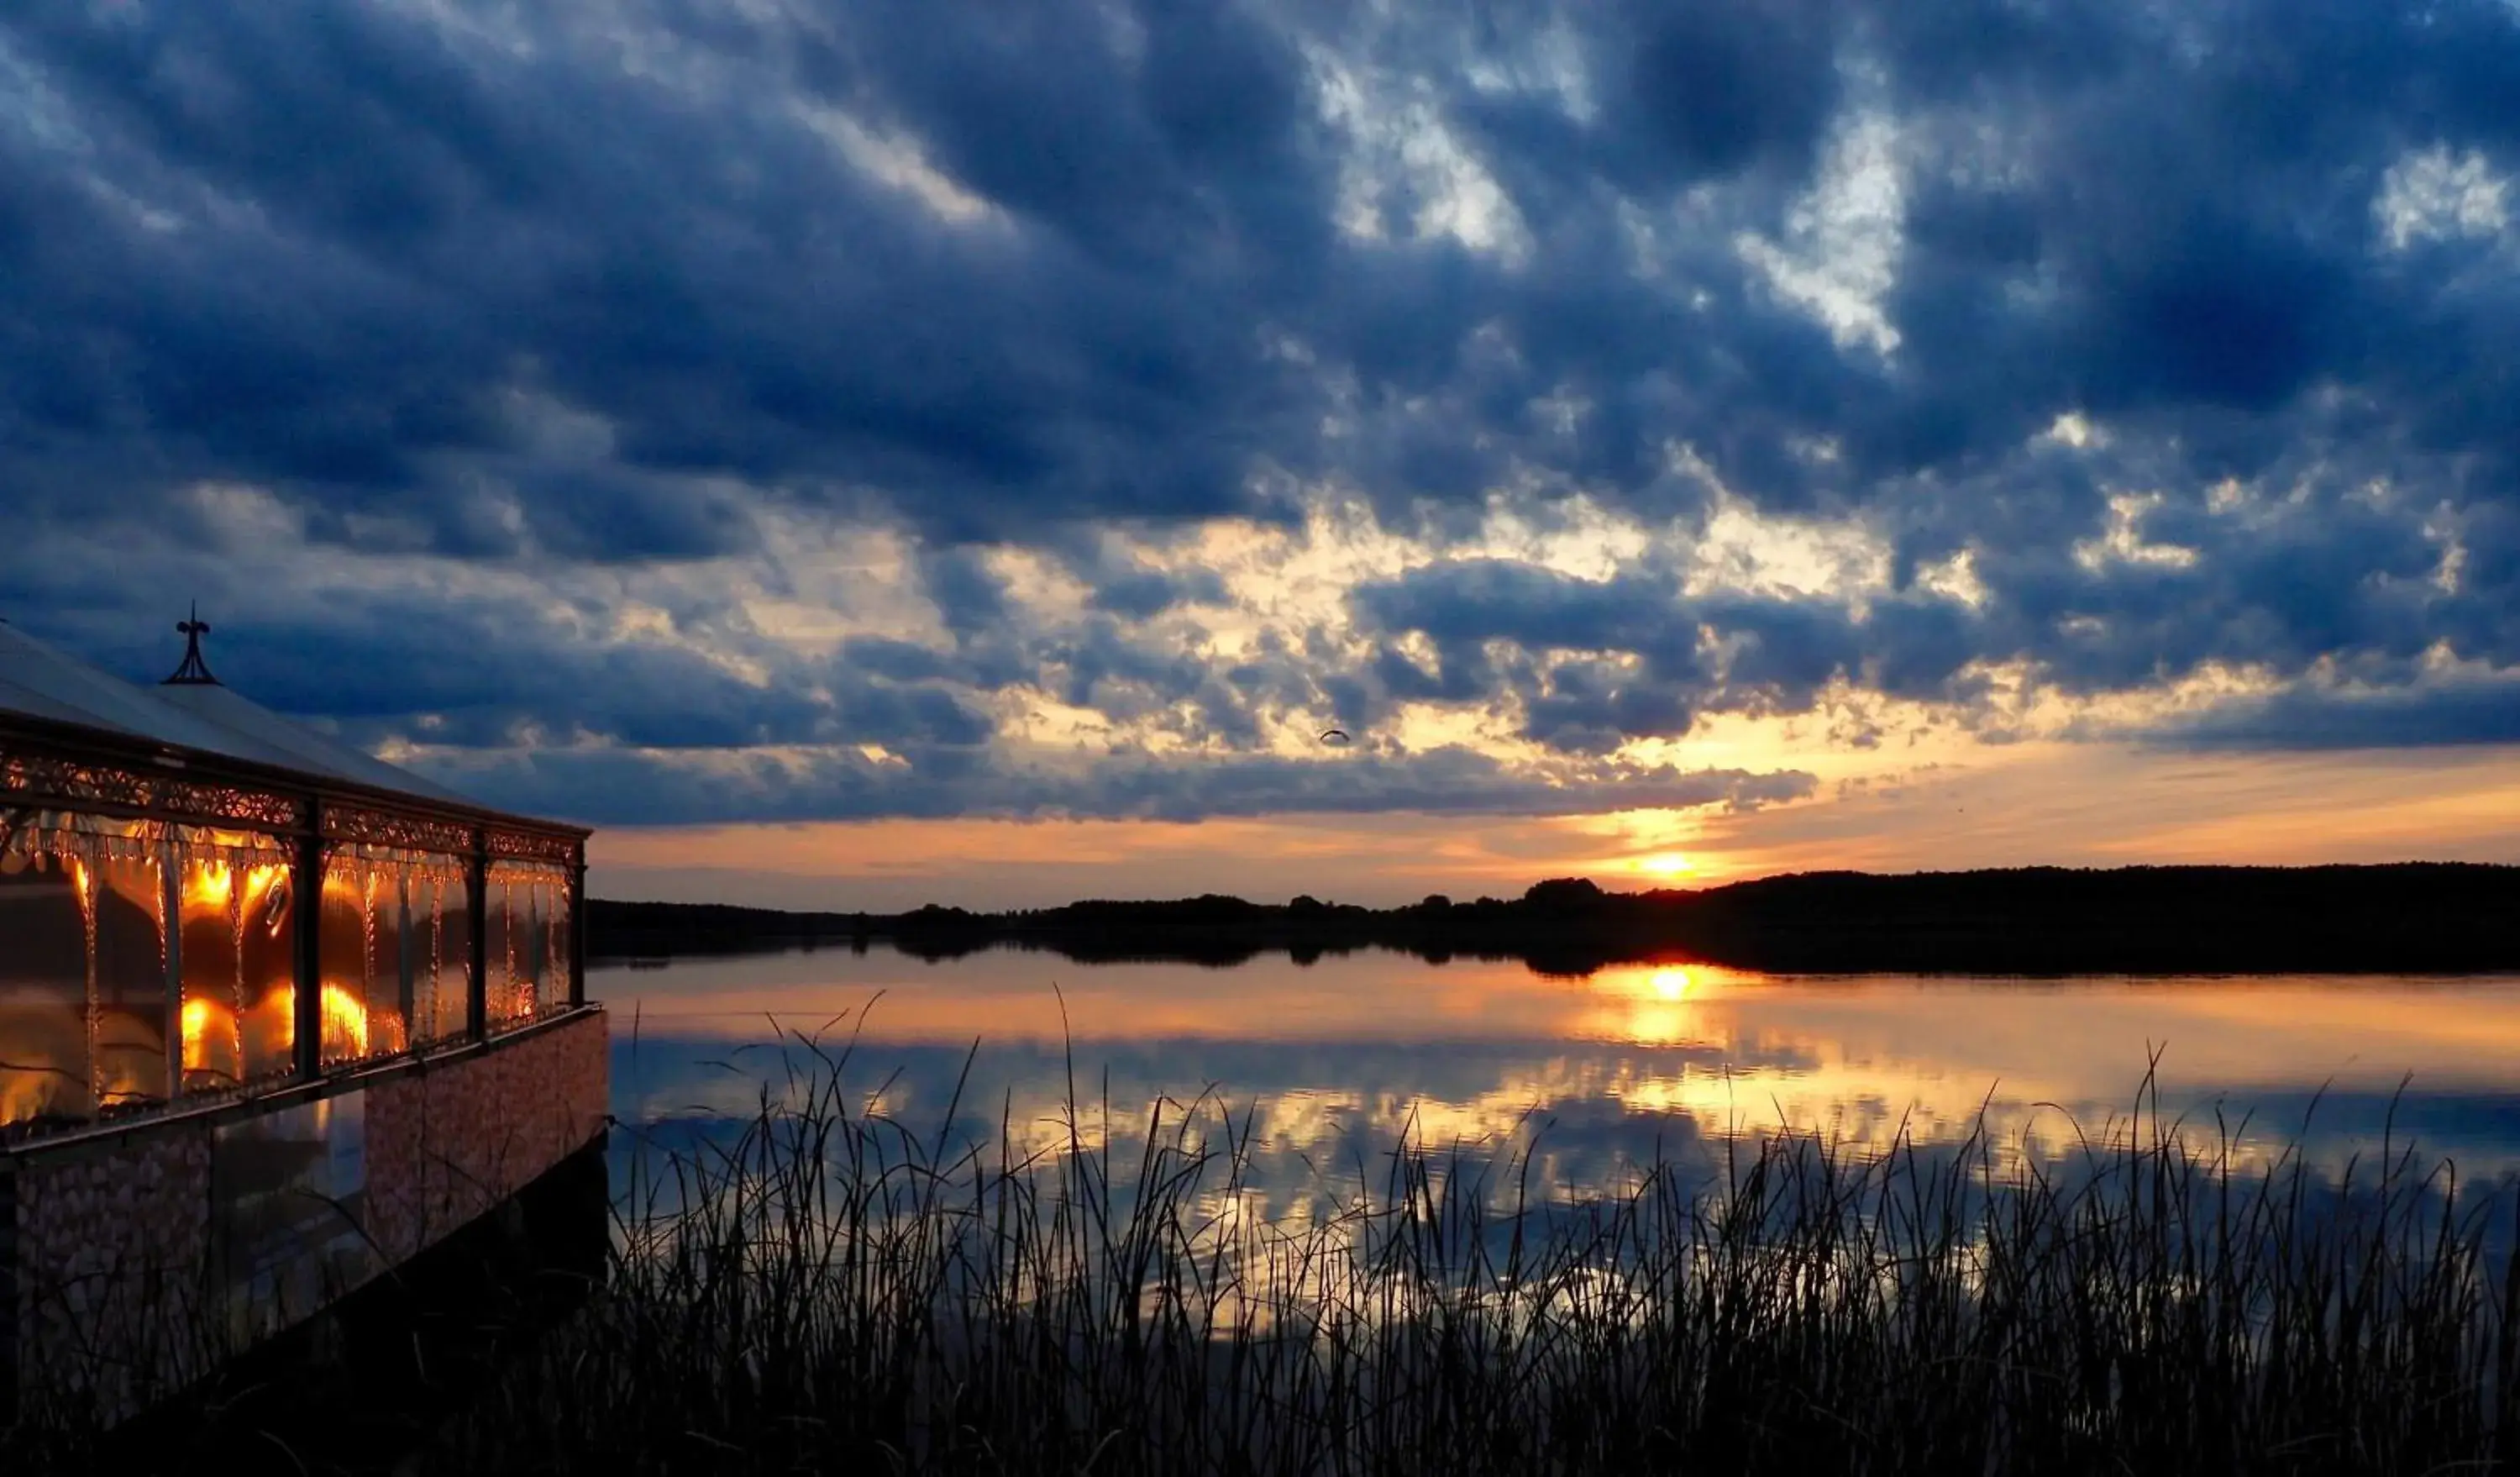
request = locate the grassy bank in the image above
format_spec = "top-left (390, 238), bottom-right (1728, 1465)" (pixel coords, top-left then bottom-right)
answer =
top-left (440, 1038), bottom-right (2516, 1476)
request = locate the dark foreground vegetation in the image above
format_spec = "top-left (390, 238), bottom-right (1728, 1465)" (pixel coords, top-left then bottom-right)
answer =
top-left (592, 862), bottom-right (2520, 974)
top-left (34, 1043), bottom-right (2517, 1475)
top-left (446, 1052), bottom-right (2520, 1471)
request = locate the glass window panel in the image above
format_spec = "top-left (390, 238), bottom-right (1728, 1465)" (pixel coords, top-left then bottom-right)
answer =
top-left (429, 875), bottom-right (475, 1047)
top-left (178, 856), bottom-right (244, 1093)
top-left (375, 874), bottom-right (409, 1054)
top-left (177, 843), bottom-right (297, 1093)
top-left (542, 883), bottom-right (574, 1016)
top-left (239, 863), bottom-right (296, 1082)
top-left (524, 882), bottom-right (549, 1016)
top-left (406, 873), bottom-right (443, 1047)
top-left (406, 867), bottom-right (441, 1038)
top-left (1, 815), bottom-right (176, 1133)
top-left (92, 854), bottom-right (171, 1114)
top-left (484, 876), bottom-right (528, 1033)
top-left (485, 862), bottom-right (569, 1031)
top-left (317, 856), bottom-right (365, 1064)
top-left (318, 851), bottom-right (412, 1067)
top-left (0, 848), bottom-right (96, 1133)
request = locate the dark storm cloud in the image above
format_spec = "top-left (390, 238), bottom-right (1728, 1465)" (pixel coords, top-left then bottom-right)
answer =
top-left (3, 0), bottom-right (2519, 823)
top-left (0, 0), bottom-right (1334, 548)
top-left (2150, 680), bottom-right (2520, 752)
top-left (1352, 561), bottom-right (1946, 750)
top-left (1080, 557), bottom-right (1230, 620)
top-left (198, 590), bottom-right (991, 757)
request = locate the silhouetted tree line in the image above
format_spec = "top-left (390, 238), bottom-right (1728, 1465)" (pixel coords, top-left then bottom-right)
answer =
top-left (587, 864), bottom-right (2520, 975)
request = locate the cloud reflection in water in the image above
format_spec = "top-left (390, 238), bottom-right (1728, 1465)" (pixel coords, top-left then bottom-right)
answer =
top-left (601, 949), bottom-right (2520, 1216)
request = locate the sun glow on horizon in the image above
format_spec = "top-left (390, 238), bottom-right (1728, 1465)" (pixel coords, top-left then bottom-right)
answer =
top-left (1635, 851), bottom-right (1695, 879)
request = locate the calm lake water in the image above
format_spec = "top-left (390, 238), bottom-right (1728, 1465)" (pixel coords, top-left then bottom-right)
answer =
top-left (595, 948), bottom-right (2520, 1206)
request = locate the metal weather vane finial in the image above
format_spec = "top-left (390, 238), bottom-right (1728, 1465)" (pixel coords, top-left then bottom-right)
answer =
top-left (164, 601), bottom-right (221, 686)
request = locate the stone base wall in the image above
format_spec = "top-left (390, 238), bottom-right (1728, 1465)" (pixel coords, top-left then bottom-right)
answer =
top-left (366, 1011), bottom-right (609, 1263)
top-left (8, 1122), bottom-right (218, 1423)
top-left (5, 1007), bottom-right (606, 1424)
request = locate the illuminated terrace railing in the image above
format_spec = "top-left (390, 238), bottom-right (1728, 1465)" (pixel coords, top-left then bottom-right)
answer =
top-left (0, 714), bottom-right (588, 1145)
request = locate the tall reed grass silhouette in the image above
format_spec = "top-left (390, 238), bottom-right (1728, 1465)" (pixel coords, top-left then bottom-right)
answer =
top-left (434, 1021), bottom-right (2519, 1476)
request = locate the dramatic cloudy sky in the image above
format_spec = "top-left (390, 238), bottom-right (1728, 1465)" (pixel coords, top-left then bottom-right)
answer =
top-left (4, 0), bottom-right (2518, 907)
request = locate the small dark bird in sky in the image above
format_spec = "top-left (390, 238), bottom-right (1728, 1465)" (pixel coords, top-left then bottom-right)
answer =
top-left (1319, 727), bottom-right (1352, 745)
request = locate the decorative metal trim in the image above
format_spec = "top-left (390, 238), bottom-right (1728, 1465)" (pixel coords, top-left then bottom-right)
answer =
top-left (323, 805), bottom-right (475, 857)
top-left (486, 828), bottom-right (580, 866)
top-left (0, 752), bottom-right (302, 831)
top-left (323, 841), bottom-right (470, 886)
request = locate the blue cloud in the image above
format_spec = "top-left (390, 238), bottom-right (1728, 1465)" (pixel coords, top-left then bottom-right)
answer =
top-left (3, 0), bottom-right (2519, 824)
top-left (2149, 680), bottom-right (2520, 751)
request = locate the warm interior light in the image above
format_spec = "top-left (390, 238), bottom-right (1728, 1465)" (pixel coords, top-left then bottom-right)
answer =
top-left (0, 1073), bottom-right (54, 1125)
top-left (260, 981), bottom-right (400, 1060)
top-left (322, 982), bottom-right (370, 1057)
top-left (189, 860), bottom-right (234, 911)
top-left (181, 996), bottom-right (224, 1072)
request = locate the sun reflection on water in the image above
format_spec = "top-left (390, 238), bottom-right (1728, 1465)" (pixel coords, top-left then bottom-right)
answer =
top-left (1575, 963), bottom-right (1753, 1048)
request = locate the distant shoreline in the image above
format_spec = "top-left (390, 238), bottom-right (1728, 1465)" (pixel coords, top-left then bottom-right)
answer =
top-left (586, 863), bottom-right (2520, 975)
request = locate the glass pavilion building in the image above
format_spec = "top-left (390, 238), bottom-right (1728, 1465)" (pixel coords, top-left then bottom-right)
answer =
top-left (0, 614), bottom-right (606, 1421)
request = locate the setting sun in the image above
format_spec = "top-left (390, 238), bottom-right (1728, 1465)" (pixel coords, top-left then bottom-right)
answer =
top-left (1636, 853), bottom-right (1694, 880)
